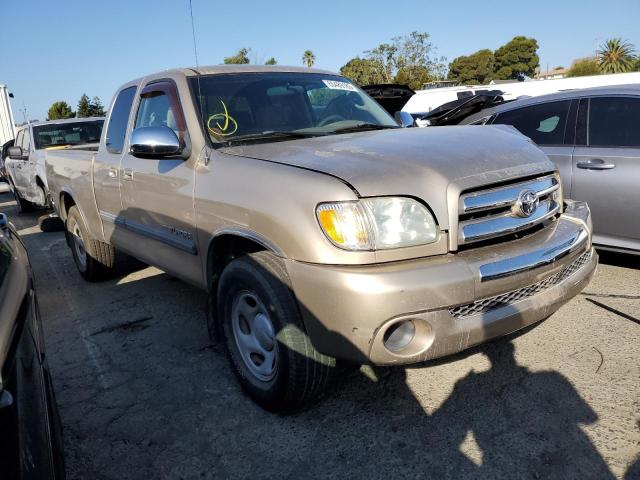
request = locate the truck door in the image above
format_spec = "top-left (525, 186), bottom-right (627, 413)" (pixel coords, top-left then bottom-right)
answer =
top-left (94, 85), bottom-right (137, 241)
top-left (119, 80), bottom-right (201, 284)
top-left (571, 95), bottom-right (640, 250)
top-left (7, 129), bottom-right (25, 190)
top-left (20, 128), bottom-right (37, 201)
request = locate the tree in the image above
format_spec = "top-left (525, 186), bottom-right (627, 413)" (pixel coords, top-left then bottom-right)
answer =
top-left (394, 65), bottom-right (433, 90)
top-left (77, 94), bottom-right (91, 117)
top-left (224, 48), bottom-right (251, 64)
top-left (88, 96), bottom-right (105, 117)
top-left (265, 57), bottom-right (277, 65)
top-left (566, 58), bottom-right (601, 77)
top-left (448, 49), bottom-right (495, 84)
top-left (597, 38), bottom-right (636, 74)
top-left (339, 57), bottom-right (386, 85)
top-left (302, 50), bottom-right (316, 68)
top-left (47, 101), bottom-right (75, 121)
top-left (364, 31), bottom-right (447, 85)
top-left (493, 36), bottom-right (539, 80)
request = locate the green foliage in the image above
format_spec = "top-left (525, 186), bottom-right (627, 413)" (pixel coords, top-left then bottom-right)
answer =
top-left (302, 50), bottom-right (316, 68)
top-left (88, 96), bottom-right (105, 117)
top-left (566, 58), bottom-right (601, 77)
top-left (597, 38), bottom-right (636, 74)
top-left (77, 94), bottom-right (105, 117)
top-left (394, 65), bottom-right (433, 90)
top-left (339, 57), bottom-right (386, 85)
top-left (447, 49), bottom-right (495, 84)
top-left (77, 94), bottom-right (91, 117)
top-left (342, 31), bottom-right (446, 87)
top-left (265, 57), bottom-right (277, 65)
top-left (47, 101), bottom-right (75, 121)
top-left (493, 36), bottom-right (539, 80)
top-left (224, 48), bottom-right (251, 64)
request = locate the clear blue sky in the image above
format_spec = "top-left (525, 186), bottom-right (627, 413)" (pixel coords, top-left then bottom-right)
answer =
top-left (1, 0), bottom-right (639, 121)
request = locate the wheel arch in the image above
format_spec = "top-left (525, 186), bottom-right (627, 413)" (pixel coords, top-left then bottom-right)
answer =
top-left (205, 229), bottom-right (285, 339)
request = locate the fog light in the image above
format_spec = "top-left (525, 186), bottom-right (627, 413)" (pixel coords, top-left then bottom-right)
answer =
top-left (383, 320), bottom-right (416, 352)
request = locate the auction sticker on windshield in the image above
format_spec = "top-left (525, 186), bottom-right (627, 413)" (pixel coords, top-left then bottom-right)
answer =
top-left (323, 80), bottom-right (357, 91)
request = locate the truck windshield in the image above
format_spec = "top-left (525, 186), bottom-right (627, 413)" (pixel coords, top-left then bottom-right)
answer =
top-left (189, 73), bottom-right (398, 144)
top-left (33, 120), bottom-right (104, 149)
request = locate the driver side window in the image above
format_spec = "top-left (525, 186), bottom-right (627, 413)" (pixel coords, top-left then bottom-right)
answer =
top-left (136, 92), bottom-right (177, 133)
top-left (134, 81), bottom-right (187, 142)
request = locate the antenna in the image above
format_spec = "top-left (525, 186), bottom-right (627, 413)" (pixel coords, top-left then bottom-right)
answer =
top-left (188, 0), bottom-right (200, 69)
top-left (188, 0), bottom-right (205, 122)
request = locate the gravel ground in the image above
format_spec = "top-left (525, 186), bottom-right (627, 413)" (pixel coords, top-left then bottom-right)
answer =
top-left (3, 192), bottom-right (639, 480)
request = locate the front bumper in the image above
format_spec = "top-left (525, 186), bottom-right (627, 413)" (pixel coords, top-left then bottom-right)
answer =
top-left (286, 200), bottom-right (596, 365)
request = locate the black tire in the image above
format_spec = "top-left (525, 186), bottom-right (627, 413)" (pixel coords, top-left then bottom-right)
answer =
top-left (66, 206), bottom-right (116, 281)
top-left (11, 183), bottom-right (34, 213)
top-left (39, 214), bottom-right (64, 232)
top-left (218, 251), bottom-right (335, 412)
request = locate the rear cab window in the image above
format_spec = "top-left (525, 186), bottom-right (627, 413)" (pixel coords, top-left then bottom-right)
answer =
top-left (493, 100), bottom-right (572, 145)
top-left (588, 96), bottom-right (640, 147)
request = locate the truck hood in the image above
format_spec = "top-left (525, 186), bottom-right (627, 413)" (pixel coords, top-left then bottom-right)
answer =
top-left (220, 126), bottom-right (554, 229)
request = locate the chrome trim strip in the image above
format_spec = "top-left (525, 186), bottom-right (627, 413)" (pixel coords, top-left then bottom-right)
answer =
top-left (99, 210), bottom-right (197, 255)
top-left (459, 199), bottom-right (560, 245)
top-left (460, 175), bottom-right (558, 214)
top-left (479, 228), bottom-right (588, 282)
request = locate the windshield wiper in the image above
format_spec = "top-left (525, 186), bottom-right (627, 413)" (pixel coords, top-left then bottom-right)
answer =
top-left (328, 123), bottom-right (400, 134)
top-left (223, 130), bottom-right (326, 145)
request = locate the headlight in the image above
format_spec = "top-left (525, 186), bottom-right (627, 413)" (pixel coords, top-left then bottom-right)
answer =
top-left (316, 197), bottom-right (438, 251)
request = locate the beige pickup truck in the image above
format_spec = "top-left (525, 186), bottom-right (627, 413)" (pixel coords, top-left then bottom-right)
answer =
top-left (46, 66), bottom-right (596, 411)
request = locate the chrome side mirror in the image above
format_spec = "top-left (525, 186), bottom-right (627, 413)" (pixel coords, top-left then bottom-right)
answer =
top-left (130, 126), bottom-right (183, 158)
top-left (8, 146), bottom-right (27, 160)
top-left (394, 111), bottom-right (415, 128)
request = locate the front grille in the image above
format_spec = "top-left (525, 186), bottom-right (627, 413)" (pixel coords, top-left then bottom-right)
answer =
top-left (449, 250), bottom-right (591, 319)
top-left (458, 174), bottom-right (561, 246)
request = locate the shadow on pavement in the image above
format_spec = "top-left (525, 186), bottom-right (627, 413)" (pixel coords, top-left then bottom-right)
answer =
top-left (8, 194), bottom-right (623, 479)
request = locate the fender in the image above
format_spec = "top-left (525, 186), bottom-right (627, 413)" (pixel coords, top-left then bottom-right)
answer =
top-left (208, 226), bottom-right (285, 258)
top-left (58, 187), bottom-right (93, 238)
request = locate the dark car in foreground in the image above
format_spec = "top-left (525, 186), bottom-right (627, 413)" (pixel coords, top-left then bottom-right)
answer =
top-left (0, 212), bottom-right (65, 479)
top-left (458, 85), bottom-right (640, 255)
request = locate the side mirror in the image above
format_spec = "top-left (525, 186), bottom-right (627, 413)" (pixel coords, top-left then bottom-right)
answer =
top-left (394, 111), bottom-right (415, 128)
top-left (130, 126), bottom-right (182, 158)
top-left (8, 146), bottom-right (27, 160)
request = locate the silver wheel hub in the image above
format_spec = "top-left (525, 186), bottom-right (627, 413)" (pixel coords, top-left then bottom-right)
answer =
top-left (72, 223), bottom-right (87, 269)
top-left (231, 291), bottom-right (278, 382)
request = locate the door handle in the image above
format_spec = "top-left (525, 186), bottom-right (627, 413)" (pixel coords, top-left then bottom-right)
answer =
top-left (108, 167), bottom-right (118, 178)
top-left (122, 168), bottom-right (133, 180)
top-left (576, 159), bottom-right (616, 170)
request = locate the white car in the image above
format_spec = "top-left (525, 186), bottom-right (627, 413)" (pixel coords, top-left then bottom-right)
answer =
top-left (6, 117), bottom-right (103, 211)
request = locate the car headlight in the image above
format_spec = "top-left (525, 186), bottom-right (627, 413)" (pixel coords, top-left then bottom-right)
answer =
top-left (316, 197), bottom-right (438, 251)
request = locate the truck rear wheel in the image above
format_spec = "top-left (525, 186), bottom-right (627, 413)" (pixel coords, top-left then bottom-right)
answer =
top-left (66, 206), bottom-right (116, 282)
top-left (11, 183), bottom-right (34, 213)
top-left (217, 251), bottom-right (335, 412)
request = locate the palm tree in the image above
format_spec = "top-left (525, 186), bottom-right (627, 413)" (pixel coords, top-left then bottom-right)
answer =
top-left (597, 38), bottom-right (637, 74)
top-left (302, 50), bottom-right (316, 68)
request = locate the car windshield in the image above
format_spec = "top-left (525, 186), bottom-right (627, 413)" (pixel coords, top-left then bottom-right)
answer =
top-left (33, 120), bottom-right (104, 149)
top-left (189, 72), bottom-right (399, 144)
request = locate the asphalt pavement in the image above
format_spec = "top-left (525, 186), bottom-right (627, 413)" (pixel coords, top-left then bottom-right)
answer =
top-left (3, 192), bottom-right (639, 480)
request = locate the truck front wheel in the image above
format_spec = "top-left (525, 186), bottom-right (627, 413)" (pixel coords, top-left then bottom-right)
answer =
top-left (66, 206), bottom-right (116, 282)
top-left (217, 251), bottom-right (335, 412)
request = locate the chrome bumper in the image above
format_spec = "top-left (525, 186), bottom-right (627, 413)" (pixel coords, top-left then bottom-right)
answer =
top-left (286, 200), bottom-right (595, 365)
